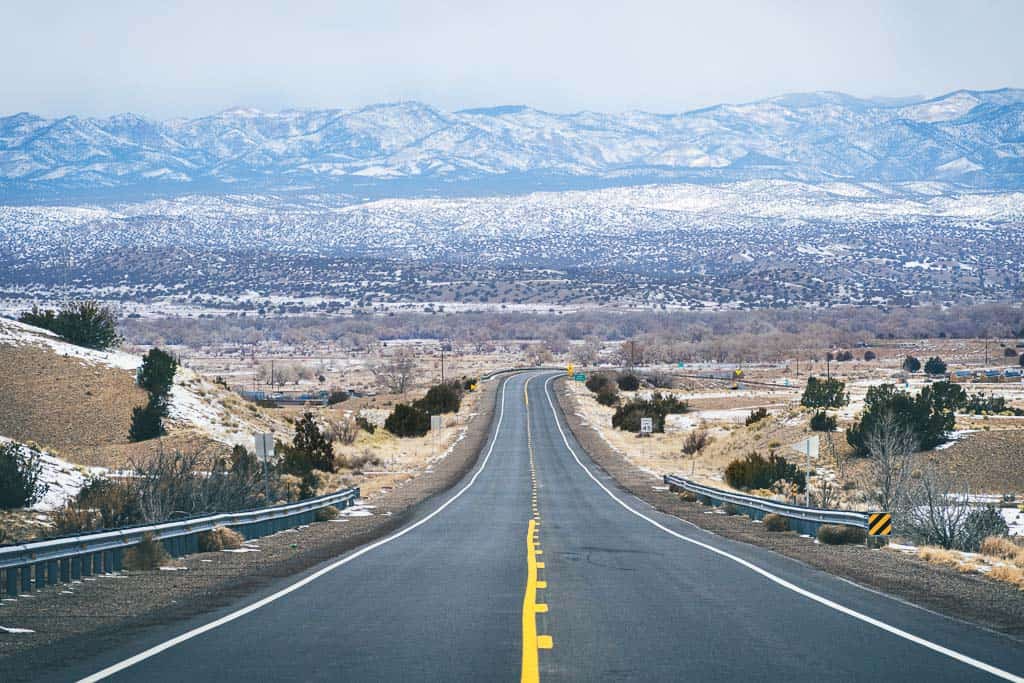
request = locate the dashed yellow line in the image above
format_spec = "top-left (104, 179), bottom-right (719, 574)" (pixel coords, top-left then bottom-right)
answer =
top-left (522, 377), bottom-right (551, 683)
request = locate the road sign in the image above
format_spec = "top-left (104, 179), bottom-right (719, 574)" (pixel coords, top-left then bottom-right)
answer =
top-left (640, 417), bottom-right (653, 434)
top-left (789, 436), bottom-right (819, 506)
top-left (430, 415), bottom-right (443, 432)
top-left (788, 436), bottom-right (819, 459)
top-left (254, 432), bottom-right (275, 461)
top-left (677, 362), bottom-right (685, 368)
top-left (868, 512), bottom-right (893, 536)
top-left (567, 364), bottom-right (574, 376)
top-left (574, 373), bottom-right (586, 382)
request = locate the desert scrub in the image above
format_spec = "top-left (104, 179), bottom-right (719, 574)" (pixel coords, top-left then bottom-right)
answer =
top-left (198, 525), bottom-right (244, 552)
top-left (678, 490), bottom-right (698, 503)
top-left (315, 505), bottom-right (340, 522)
top-left (988, 565), bottom-right (1024, 590)
top-left (125, 532), bottom-right (170, 570)
top-left (722, 502), bottom-right (740, 516)
top-left (816, 524), bottom-right (866, 545)
top-left (916, 546), bottom-right (962, 569)
top-left (978, 536), bottom-right (1024, 563)
top-left (763, 513), bottom-right (788, 532)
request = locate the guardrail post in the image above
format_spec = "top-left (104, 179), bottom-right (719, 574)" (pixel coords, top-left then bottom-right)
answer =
top-left (71, 556), bottom-right (82, 580)
top-left (81, 554), bottom-right (92, 577)
top-left (47, 560), bottom-right (58, 585)
top-left (21, 565), bottom-right (32, 593)
top-left (112, 549), bottom-right (123, 572)
top-left (35, 562), bottom-right (46, 590)
top-left (60, 557), bottom-right (70, 582)
top-left (5, 567), bottom-right (18, 597)
top-left (103, 550), bottom-right (113, 573)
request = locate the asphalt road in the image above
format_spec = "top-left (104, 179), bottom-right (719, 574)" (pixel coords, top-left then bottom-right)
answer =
top-left (47, 372), bottom-right (1024, 682)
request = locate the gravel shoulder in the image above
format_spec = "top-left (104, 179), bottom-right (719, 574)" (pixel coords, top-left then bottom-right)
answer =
top-left (553, 377), bottom-right (1024, 640)
top-left (0, 380), bottom-right (502, 681)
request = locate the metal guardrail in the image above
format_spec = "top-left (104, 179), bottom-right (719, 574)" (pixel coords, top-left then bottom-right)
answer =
top-left (664, 474), bottom-right (869, 536)
top-left (0, 486), bottom-right (360, 597)
top-left (480, 367), bottom-right (562, 381)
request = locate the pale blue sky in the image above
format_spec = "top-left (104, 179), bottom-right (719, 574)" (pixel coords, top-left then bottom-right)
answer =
top-left (2, 0), bottom-right (1021, 118)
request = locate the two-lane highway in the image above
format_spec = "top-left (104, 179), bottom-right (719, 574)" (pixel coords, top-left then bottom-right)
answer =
top-left (49, 372), bottom-right (1024, 682)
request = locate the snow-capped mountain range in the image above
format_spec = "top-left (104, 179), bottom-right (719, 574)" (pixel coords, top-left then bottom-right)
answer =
top-left (3, 88), bottom-right (1024, 199)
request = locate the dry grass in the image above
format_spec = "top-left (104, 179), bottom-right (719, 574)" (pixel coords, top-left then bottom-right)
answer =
top-left (989, 565), bottom-right (1024, 589)
top-left (124, 532), bottom-right (170, 570)
top-left (763, 513), bottom-right (788, 532)
top-left (979, 536), bottom-right (1024, 563)
top-left (315, 505), bottom-right (340, 522)
top-left (197, 526), bottom-right (244, 552)
top-left (917, 546), bottom-right (963, 569)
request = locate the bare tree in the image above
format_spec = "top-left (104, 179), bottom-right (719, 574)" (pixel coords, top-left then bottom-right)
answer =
top-left (323, 416), bottom-right (358, 446)
top-left (858, 410), bottom-right (917, 514)
top-left (903, 462), bottom-right (972, 549)
top-left (574, 336), bottom-right (603, 366)
top-left (681, 429), bottom-right (711, 456)
top-left (374, 347), bottom-right (416, 395)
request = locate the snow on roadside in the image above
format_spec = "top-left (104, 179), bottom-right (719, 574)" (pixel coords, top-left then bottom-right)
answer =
top-left (933, 429), bottom-right (978, 451)
top-left (0, 437), bottom-right (105, 511)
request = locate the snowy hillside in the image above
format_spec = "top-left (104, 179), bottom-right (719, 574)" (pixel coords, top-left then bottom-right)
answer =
top-left (3, 88), bottom-right (1024, 197)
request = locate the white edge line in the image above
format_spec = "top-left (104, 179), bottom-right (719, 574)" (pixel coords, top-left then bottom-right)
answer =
top-left (79, 376), bottom-right (513, 682)
top-left (540, 374), bottom-right (1023, 683)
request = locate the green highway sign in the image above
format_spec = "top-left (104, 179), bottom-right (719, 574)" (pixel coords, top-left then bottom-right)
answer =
top-left (574, 373), bottom-right (586, 381)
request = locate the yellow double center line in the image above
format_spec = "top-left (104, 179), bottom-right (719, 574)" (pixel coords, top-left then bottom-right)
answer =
top-left (522, 379), bottom-right (552, 683)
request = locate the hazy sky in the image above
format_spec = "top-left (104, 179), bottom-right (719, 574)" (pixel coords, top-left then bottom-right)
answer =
top-left (3, 0), bottom-right (1021, 118)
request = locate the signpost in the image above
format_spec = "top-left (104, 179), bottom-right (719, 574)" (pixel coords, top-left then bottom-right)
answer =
top-left (431, 415), bottom-right (443, 458)
top-left (567, 364), bottom-right (574, 376)
top-left (788, 435), bottom-right (819, 506)
top-left (254, 432), bottom-right (275, 502)
top-left (640, 417), bottom-right (653, 435)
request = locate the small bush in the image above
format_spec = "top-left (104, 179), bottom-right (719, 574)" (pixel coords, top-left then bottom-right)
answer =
top-left (816, 524), bottom-right (867, 545)
top-left (863, 350), bottom-right (877, 361)
top-left (327, 390), bottom-right (350, 405)
top-left (924, 356), bottom-right (947, 376)
top-left (385, 403), bottom-right (431, 437)
top-left (355, 415), bottom-right (376, 434)
top-left (0, 442), bottom-right (48, 509)
top-left (681, 429), bottom-right (711, 455)
top-left (595, 385), bottom-right (619, 406)
top-left (198, 526), bottom-right (244, 552)
top-left (280, 413), bottom-right (337, 475)
top-left (722, 503), bottom-right (740, 516)
top-left (678, 490), bottom-right (698, 503)
top-left (960, 506), bottom-right (1010, 552)
top-left (903, 355), bottom-right (921, 373)
top-left (414, 382), bottom-right (463, 415)
top-left (617, 374), bottom-right (640, 392)
top-left (809, 411), bottom-right (837, 432)
top-left (124, 532), bottom-right (170, 570)
top-left (339, 450), bottom-right (381, 472)
top-left (585, 373), bottom-right (615, 394)
top-left (763, 514), bottom-right (788, 532)
top-left (745, 407), bottom-right (768, 426)
top-left (611, 392), bottom-right (689, 433)
top-left (724, 451), bottom-right (806, 492)
top-left (315, 506), bottom-right (340, 522)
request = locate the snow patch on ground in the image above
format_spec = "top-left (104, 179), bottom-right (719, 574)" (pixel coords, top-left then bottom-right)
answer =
top-left (0, 626), bottom-right (36, 634)
top-left (0, 437), bottom-right (105, 511)
top-left (0, 318), bottom-right (140, 371)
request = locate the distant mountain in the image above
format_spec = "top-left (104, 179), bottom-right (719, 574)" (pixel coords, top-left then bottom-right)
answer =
top-left (2, 88), bottom-right (1024, 200)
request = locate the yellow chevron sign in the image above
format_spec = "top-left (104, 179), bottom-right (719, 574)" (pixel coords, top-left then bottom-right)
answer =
top-left (868, 512), bottom-right (892, 536)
